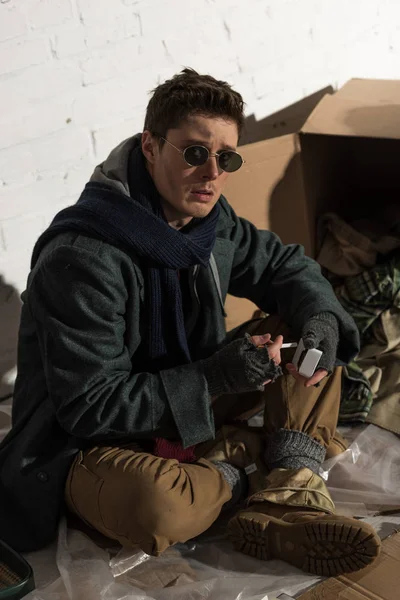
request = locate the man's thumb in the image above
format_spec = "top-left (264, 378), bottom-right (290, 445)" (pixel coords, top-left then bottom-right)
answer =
top-left (302, 330), bottom-right (321, 350)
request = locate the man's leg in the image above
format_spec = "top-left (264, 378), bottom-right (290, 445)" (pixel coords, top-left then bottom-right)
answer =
top-left (65, 444), bottom-right (232, 556)
top-left (213, 315), bottom-right (348, 458)
top-left (223, 315), bottom-right (381, 576)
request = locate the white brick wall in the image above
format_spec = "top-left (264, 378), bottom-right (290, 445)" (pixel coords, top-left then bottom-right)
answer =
top-left (0, 0), bottom-right (400, 297)
top-left (0, 4), bottom-right (27, 42)
top-left (0, 37), bottom-right (50, 75)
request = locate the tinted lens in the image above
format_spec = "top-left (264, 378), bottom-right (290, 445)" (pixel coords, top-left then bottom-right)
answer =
top-left (183, 145), bottom-right (209, 166)
top-left (218, 151), bottom-right (243, 172)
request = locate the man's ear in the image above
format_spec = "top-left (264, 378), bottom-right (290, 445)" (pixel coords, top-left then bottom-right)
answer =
top-left (142, 130), bottom-right (157, 165)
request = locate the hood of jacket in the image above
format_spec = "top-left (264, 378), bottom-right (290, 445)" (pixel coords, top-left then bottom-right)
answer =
top-left (90, 133), bottom-right (143, 197)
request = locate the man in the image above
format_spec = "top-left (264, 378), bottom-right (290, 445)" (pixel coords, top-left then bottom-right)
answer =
top-left (0, 69), bottom-right (380, 576)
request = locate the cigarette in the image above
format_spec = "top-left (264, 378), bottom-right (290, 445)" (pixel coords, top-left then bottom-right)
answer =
top-left (281, 342), bottom-right (298, 348)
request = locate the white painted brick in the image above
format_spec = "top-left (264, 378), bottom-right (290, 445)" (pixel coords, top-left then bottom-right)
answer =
top-left (224, 2), bottom-right (298, 48)
top-left (35, 135), bottom-right (93, 179)
top-left (80, 37), bottom-right (173, 86)
top-left (0, 246), bottom-right (32, 291)
top-left (77, 0), bottom-right (135, 24)
top-left (307, 0), bottom-right (379, 48)
top-left (252, 60), bottom-right (295, 102)
top-left (72, 72), bottom-right (158, 128)
top-left (0, 158), bottom-right (94, 222)
top-left (0, 62), bottom-right (82, 113)
top-left (120, 0), bottom-right (149, 5)
top-left (35, 160), bottom-right (96, 204)
top-left (23, 0), bottom-right (73, 30)
top-left (93, 115), bottom-right (145, 160)
top-left (0, 144), bottom-right (38, 188)
top-left (0, 93), bottom-right (74, 150)
top-left (80, 37), bottom-right (140, 86)
top-left (135, 37), bottom-right (177, 72)
top-left (0, 37), bottom-right (50, 76)
top-left (2, 214), bottom-right (47, 255)
top-left (0, 171), bottom-right (37, 191)
top-left (0, 261), bottom-right (29, 295)
top-left (138, 2), bottom-right (237, 76)
top-left (0, 5), bottom-right (27, 42)
top-left (0, 128), bottom-right (92, 186)
top-left (163, 40), bottom-right (237, 81)
top-left (0, 178), bottom-right (64, 221)
top-left (2, 257), bottom-right (33, 295)
top-left (52, 24), bottom-right (87, 58)
top-left (61, 158), bottom-right (96, 194)
top-left (0, 173), bottom-right (79, 221)
top-left (31, 152), bottom-right (94, 184)
top-left (42, 196), bottom-right (77, 229)
top-left (84, 12), bottom-right (141, 49)
top-left (376, 2), bottom-right (400, 32)
top-left (139, 0), bottom-right (216, 39)
top-left (226, 72), bottom-right (255, 108)
top-left (339, 26), bottom-right (398, 81)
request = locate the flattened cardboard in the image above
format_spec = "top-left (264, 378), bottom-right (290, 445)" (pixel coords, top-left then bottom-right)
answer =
top-left (241, 85), bottom-right (334, 145)
top-left (223, 134), bottom-right (308, 330)
top-left (301, 78), bottom-right (400, 139)
top-left (298, 532), bottom-right (400, 600)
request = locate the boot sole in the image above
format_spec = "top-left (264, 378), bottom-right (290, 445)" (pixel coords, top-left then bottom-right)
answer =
top-left (228, 512), bottom-right (381, 576)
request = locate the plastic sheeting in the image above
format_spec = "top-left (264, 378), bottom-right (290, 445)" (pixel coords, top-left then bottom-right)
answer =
top-left (25, 519), bottom-right (320, 600)
top-left (22, 424), bottom-right (400, 600)
top-left (320, 424), bottom-right (400, 517)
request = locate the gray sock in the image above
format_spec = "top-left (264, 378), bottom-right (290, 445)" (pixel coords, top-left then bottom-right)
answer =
top-left (213, 461), bottom-right (248, 510)
top-left (264, 429), bottom-right (326, 473)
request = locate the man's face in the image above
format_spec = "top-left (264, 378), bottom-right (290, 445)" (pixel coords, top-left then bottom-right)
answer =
top-left (142, 114), bottom-right (239, 228)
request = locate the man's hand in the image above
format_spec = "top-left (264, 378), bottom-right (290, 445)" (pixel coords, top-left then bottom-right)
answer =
top-left (202, 332), bottom-right (283, 397)
top-left (286, 312), bottom-right (339, 387)
top-left (285, 362), bottom-right (328, 387)
top-left (250, 333), bottom-right (283, 385)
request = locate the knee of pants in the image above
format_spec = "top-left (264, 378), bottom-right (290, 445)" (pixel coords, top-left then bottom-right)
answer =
top-left (97, 458), bottom-right (227, 555)
top-left (67, 449), bottom-right (228, 556)
top-left (131, 461), bottom-right (225, 553)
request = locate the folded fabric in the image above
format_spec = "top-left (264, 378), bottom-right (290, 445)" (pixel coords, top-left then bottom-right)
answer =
top-left (335, 249), bottom-right (400, 426)
top-left (317, 212), bottom-right (400, 278)
top-left (339, 363), bottom-right (373, 424)
top-left (335, 249), bottom-right (400, 340)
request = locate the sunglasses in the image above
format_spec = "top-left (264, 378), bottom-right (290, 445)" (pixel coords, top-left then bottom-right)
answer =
top-left (160, 137), bottom-right (244, 173)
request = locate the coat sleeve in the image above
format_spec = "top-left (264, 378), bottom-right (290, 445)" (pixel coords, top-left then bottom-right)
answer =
top-left (224, 201), bottom-right (360, 363)
top-left (28, 244), bottom-right (214, 448)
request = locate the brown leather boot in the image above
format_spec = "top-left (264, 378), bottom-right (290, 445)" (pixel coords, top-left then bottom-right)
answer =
top-left (227, 501), bottom-right (381, 576)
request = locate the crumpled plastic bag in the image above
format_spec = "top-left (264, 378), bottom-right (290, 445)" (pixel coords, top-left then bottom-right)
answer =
top-left (321, 424), bottom-right (400, 517)
top-left (25, 519), bottom-right (319, 600)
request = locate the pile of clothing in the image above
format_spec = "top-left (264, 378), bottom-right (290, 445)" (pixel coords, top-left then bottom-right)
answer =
top-left (317, 206), bottom-right (400, 433)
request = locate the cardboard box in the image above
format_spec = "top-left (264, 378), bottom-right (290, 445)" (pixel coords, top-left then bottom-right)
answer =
top-left (223, 134), bottom-right (308, 330)
top-left (298, 531), bottom-right (400, 599)
top-left (224, 78), bottom-right (400, 330)
top-left (299, 78), bottom-right (400, 258)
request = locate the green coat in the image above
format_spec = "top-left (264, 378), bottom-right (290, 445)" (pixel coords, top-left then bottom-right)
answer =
top-left (0, 186), bottom-right (359, 553)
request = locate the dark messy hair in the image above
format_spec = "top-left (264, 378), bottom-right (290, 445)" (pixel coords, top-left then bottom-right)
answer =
top-left (144, 68), bottom-right (245, 141)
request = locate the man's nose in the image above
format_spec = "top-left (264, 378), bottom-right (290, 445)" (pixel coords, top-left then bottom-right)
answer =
top-left (201, 156), bottom-right (219, 180)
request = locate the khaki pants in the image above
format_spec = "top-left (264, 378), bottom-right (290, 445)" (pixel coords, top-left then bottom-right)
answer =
top-left (65, 316), bottom-right (345, 555)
